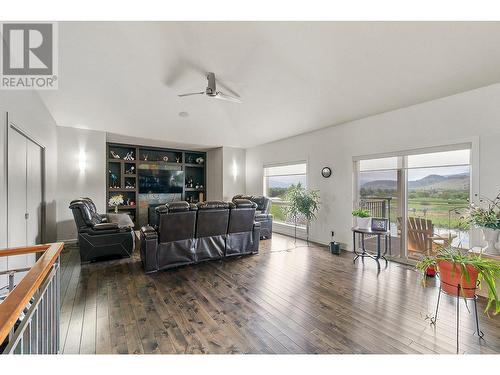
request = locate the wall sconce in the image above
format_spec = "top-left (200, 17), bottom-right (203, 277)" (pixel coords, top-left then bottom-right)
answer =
top-left (232, 159), bottom-right (238, 181)
top-left (79, 149), bottom-right (87, 173)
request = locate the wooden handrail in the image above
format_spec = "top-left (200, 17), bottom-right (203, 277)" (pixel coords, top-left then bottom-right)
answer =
top-left (0, 242), bottom-right (64, 344)
top-left (0, 244), bottom-right (51, 257)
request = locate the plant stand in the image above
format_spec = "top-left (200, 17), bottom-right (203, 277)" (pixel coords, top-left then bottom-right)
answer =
top-left (430, 281), bottom-right (484, 354)
top-left (351, 227), bottom-right (389, 269)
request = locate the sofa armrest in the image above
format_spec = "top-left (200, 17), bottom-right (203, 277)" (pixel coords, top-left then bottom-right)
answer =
top-left (252, 222), bottom-right (261, 253)
top-left (93, 222), bottom-right (119, 231)
top-left (140, 225), bottom-right (159, 273)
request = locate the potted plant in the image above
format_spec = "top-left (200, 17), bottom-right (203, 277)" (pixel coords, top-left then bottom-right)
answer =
top-left (352, 208), bottom-right (371, 230)
top-left (416, 247), bottom-right (500, 315)
top-left (464, 193), bottom-right (500, 255)
top-left (108, 194), bottom-right (124, 213)
top-left (283, 184), bottom-right (321, 243)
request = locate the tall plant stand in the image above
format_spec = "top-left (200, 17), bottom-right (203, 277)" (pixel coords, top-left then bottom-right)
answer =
top-left (430, 281), bottom-right (484, 354)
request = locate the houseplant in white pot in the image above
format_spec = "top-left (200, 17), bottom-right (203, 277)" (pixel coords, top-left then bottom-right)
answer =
top-left (352, 208), bottom-right (371, 230)
top-left (465, 193), bottom-right (500, 255)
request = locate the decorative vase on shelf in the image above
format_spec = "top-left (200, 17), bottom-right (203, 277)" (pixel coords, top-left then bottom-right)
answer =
top-left (482, 227), bottom-right (500, 255)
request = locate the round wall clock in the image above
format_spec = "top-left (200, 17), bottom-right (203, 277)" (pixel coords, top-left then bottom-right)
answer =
top-left (321, 167), bottom-right (332, 178)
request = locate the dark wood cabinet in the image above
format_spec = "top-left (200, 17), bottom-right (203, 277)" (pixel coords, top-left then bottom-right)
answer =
top-left (106, 142), bottom-right (207, 228)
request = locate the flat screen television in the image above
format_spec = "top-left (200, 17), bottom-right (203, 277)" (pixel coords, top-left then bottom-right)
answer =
top-left (139, 170), bottom-right (184, 194)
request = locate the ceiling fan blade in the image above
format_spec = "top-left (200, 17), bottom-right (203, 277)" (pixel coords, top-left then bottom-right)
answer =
top-left (178, 92), bottom-right (205, 97)
top-left (214, 91), bottom-right (242, 104)
top-left (216, 81), bottom-right (241, 99)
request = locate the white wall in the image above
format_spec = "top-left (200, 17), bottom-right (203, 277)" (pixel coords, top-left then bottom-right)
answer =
top-left (206, 146), bottom-right (246, 201)
top-left (0, 91), bottom-right (59, 244)
top-left (222, 146), bottom-right (246, 201)
top-left (206, 147), bottom-right (223, 201)
top-left (56, 127), bottom-right (106, 241)
top-left (246, 83), bottom-right (500, 248)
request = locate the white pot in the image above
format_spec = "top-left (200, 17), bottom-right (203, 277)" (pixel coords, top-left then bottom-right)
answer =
top-left (356, 217), bottom-right (372, 230)
top-left (482, 227), bottom-right (500, 255)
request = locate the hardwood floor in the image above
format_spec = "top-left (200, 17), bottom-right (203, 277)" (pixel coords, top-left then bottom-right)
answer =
top-left (59, 234), bottom-right (500, 354)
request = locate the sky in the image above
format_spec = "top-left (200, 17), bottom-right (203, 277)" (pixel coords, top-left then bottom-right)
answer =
top-left (268, 175), bottom-right (307, 188)
top-left (360, 165), bottom-right (470, 184)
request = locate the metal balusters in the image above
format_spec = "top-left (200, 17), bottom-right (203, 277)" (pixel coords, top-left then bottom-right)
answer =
top-left (1, 256), bottom-right (61, 355)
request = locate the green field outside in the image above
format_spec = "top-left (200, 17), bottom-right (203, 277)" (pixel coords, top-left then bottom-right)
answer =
top-left (364, 196), bottom-right (468, 230)
top-left (271, 196), bottom-right (467, 229)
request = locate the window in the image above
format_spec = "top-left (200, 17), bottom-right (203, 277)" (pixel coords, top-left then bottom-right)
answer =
top-left (354, 145), bottom-right (472, 261)
top-left (263, 162), bottom-right (307, 226)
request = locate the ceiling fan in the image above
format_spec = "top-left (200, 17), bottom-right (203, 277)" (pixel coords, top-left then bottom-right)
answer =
top-left (178, 72), bottom-right (242, 104)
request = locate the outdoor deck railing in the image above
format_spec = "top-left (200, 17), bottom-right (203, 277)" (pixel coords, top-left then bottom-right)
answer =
top-left (360, 197), bottom-right (392, 222)
top-left (0, 242), bottom-right (64, 354)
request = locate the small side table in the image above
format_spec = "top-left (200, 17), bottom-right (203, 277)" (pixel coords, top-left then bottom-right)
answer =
top-left (351, 227), bottom-right (389, 267)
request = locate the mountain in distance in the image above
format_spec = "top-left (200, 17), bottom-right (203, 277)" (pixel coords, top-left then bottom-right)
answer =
top-left (361, 173), bottom-right (469, 191)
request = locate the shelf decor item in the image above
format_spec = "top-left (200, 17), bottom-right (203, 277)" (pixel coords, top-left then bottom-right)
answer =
top-left (463, 192), bottom-right (500, 255)
top-left (283, 185), bottom-right (320, 243)
top-left (352, 208), bottom-right (371, 230)
top-left (123, 151), bottom-right (135, 161)
top-left (196, 157), bottom-right (205, 165)
top-left (109, 194), bottom-right (124, 213)
top-left (110, 150), bottom-right (121, 159)
top-left (109, 170), bottom-right (119, 188)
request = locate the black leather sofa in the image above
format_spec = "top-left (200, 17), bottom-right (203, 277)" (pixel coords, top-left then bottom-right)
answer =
top-left (69, 198), bottom-right (135, 262)
top-left (140, 200), bottom-right (260, 273)
top-left (233, 195), bottom-right (273, 239)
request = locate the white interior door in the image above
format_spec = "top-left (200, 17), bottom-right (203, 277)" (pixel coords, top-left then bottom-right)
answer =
top-left (0, 112), bottom-right (7, 292)
top-left (7, 128), bottom-right (27, 248)
top-left (7, 126), bottom-right (43, 283)
top-left (7, 128), bottom-right (28, 283)
top-left (26, 138), bottom-right (43, 246)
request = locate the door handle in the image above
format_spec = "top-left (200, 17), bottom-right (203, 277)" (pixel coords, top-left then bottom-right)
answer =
top-left (25, 213), bottom-right (29, 220)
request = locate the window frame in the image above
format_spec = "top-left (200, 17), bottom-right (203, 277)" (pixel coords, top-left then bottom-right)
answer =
top-left (263, 161), bottom-right (308, 227)
top-left (353, 142), bottom-right (476, 262)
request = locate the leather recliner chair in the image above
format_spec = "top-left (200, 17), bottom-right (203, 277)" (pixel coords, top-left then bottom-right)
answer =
top-left (140, 200), bottom-right (260, 273)
top-left (150, 201), bottom-right (197, 272)
top-left (69, 198), bottom-right (135, 262)
top-left (233, 195), bottom-right (273, 239)
top-left (195, 201), bottom-right (230, 262)
top-left (226, 199), bottom-right (260, 257)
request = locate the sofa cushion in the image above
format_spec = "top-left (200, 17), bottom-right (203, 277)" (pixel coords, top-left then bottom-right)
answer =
top-left (156, 201), bottom-right (197, 214)
top-left (255, 213), bottom-right (273, 221)
top-left (231, 199), bottom-right (257, 209)
top-left (197, 201), bottom-right (230, 210)
top-left (93, 222), bottom-right (119, 231)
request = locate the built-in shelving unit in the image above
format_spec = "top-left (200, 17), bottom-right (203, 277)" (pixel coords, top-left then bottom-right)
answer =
top-left (106, 144), bottom-right (140, 225)
top-left (106, 142), bottom-right (207, 228)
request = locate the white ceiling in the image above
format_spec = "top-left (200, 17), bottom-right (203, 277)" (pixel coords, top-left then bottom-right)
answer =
top-left (40, 22), bottom-right (500, 149)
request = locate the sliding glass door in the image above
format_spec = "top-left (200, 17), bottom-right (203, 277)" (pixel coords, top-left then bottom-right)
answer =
top-left (355, 146), bottom-right (471, 262)
top-left (405, 149), bottom-right (470, 260)
top-left (358, 157), bottom-right (404, 258)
